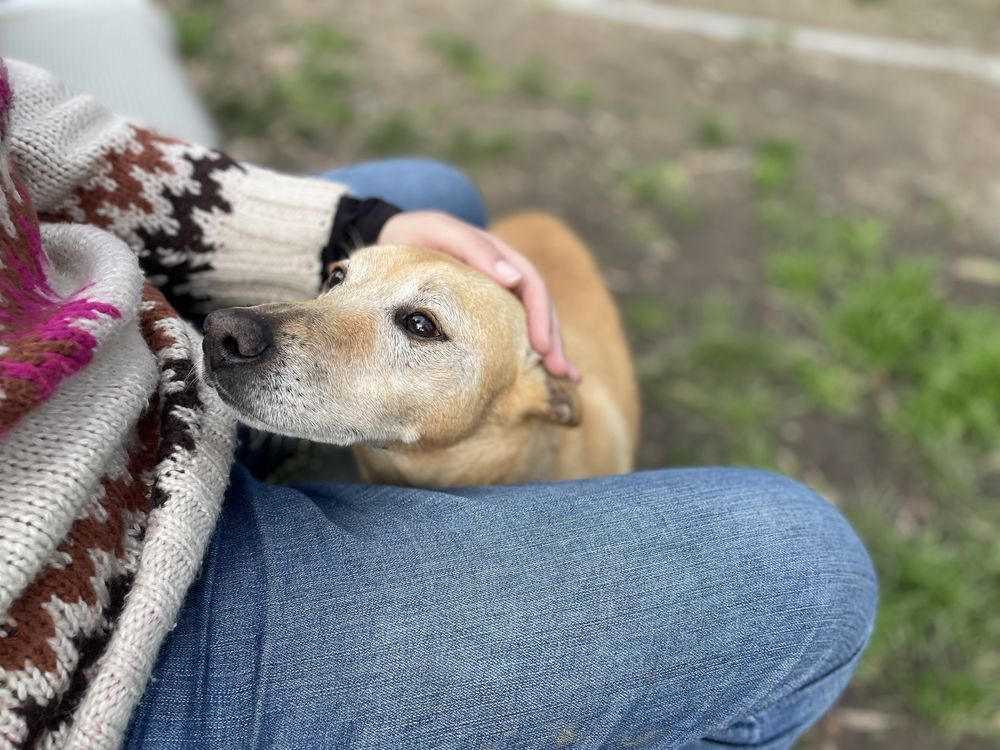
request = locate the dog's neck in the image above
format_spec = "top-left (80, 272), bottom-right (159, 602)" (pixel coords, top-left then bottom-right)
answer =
top-left (350, 360), bottom-right (577, 488)
top-left (351, 416), bottom-right (561, 488)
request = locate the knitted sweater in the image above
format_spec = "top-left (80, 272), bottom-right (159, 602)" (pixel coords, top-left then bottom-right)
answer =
top-left (0, 59), bottom-right (395, 750)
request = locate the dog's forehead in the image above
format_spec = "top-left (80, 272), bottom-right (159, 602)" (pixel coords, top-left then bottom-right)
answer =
top-left (350, 245), bottom-right (496, 301)
top-left (321, 246), bottom-right (525, 344)
top-left (353, 245), bottom-right (466, 276)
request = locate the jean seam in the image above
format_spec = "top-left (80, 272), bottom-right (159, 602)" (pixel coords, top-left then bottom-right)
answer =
top-left (701, 621), bottom-right (819, 747)
top-left (245, 474), bottom-right (277, 749)
top-left (703, 568), bottom-right (875, 747)
top-left (693, 643), bottom-right (869, 750)
top-left (700, 564), bottom-right (827, 745)
top-left (195, 520), bottom-right (223, 743)
top-left (748, 609), bottom-right (874, 726)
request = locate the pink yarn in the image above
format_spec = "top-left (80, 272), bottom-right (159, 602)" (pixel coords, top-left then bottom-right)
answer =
top-left (0, 190), bottom-right (121, 425)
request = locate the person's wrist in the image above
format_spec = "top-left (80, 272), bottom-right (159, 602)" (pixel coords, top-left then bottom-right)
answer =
top-left (321, 197), bottom-right (402, 280)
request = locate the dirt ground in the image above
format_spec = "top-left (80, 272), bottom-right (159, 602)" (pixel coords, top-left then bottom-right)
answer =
top-left (195, 0), bottom-right (1000, 268)
top-left (166, 0), bottom-right (1000, 747)
top-left (191, 0), bottom-right (1000, 483)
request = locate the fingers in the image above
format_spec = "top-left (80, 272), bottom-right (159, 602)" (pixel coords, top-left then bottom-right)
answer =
top-left (477, 231), bottom-right (581, 381)
top-left (500, 247), bottom-right (552, 356)
top-left (543, 300), bottom-right (569, 379)
top-left (385, 212), bottom-right (581, 381)
top-left (383, 213), bottom-right (524, 287)
top-left (471, 230), bottom-right (524, 288)
top-left (541, 301), bottom-right (581, 382)
top-left (442, 223), bottom-right (525, 288)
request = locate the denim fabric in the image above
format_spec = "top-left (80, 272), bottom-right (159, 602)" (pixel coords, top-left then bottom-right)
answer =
top-left (156, 159), bottom-right (877, 748)
top-left (322, 157), bottom-right (489, 228)
top-left (125, 466), bottom-right (876, 749)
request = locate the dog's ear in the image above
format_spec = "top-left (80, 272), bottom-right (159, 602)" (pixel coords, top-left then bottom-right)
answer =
top-left (539, 375), bottom-right (582, 427)
top-left (514, 355), bottom-right (582, 427)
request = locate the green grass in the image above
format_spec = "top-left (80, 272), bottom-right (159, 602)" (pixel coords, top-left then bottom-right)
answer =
top-left (759, 190), bottom-right (1000, 495)
top-left (175, 7), bottom-right (218, 59)
top-left (426, 31), bottom-right (506, 94)
top-left (210, 22), bottom-right (359, 140)
top-left (621, 161), bottom-right (697, 219)
top-left (565, 80), bottom-right (599, 111)
top-left (850, 503), bottom-right (1000, 734)
top-left (287, 24), bottom-right (357, 56)
top-left (625, 296), bottom-right (674, 337)
top-left (363, 112), bottom-right (423, 155)
top-left (696, 113), bottom-right (738, 148)
top-left (753, 136), bottom-right (801, 192)
top-left (639, 295), bottom-right (859, 468)
top-left (446, 127), bottom-right (519, 168)
top-left (632, 139), bottom-right (1000, 734)
top-left (512, 60), bottom-right (556, 98)
top-left (426, 29), bottom-right (600, 109)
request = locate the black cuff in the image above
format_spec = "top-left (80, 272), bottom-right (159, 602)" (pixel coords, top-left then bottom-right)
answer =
top-left (321, 196), bottom-right (403, 278)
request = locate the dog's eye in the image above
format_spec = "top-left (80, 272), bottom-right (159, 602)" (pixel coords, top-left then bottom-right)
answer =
top-left (400, 312), bottom-right (444, 340)
top-left (323, 264), bottom-right (346, 291)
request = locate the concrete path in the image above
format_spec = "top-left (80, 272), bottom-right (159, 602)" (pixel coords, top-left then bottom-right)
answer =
top-left (550, 0), bottom-right (1000, 86)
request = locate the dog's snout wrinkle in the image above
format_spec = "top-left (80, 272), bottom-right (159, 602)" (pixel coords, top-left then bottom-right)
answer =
top-left (203, 308), bottom-right (273, 371)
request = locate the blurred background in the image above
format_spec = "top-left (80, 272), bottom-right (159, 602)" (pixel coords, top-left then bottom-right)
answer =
top-left (146, 0), bottom-right (1000, 747)
top-left (9, 0), bottom-right (1000, 747)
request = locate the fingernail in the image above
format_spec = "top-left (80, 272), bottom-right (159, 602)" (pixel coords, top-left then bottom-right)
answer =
top-left (569, 364), bottom-right (583, 382)
top-left (494, 260), bottom-right (521, 282)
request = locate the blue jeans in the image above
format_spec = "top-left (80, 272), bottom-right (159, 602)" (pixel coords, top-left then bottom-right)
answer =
top-left (125, 467), bottom-right (875, 749)
top-left (324, 157), bottom-right (489, 228)
top-left (127, 160), bottom-right (877, 749)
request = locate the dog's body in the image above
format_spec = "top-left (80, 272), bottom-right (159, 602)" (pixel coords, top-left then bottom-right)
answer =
top-left (203, 212), bottom-right (638, 487)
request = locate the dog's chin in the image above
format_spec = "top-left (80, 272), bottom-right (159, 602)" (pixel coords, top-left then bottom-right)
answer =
top-left (207, 380), bottom-right (306, 437)
top-left (202, 371), bottom-right (270, 427)
top-left (202, 374), bottom-right (263, 424)
top-left (203, 372), bottom-right (399, 445)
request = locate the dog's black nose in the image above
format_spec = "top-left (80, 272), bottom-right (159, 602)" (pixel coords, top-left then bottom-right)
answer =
top-left (203, 308), bottom-right (273, 371)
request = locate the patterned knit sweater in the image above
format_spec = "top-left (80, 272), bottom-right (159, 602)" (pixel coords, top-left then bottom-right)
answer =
top-left (0, 59), bottom-right (393, 749)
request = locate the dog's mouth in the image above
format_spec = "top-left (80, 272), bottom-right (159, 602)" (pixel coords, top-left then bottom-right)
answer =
top-left (203, 372), bottom-right (235, 408)
top-left (202, 369), bottom-right (229, 402)
top-left (202, 366), bottom-right (258, 419)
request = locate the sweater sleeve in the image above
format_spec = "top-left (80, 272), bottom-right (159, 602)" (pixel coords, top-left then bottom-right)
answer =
top-left (5, 59), bottom-right (398, 312)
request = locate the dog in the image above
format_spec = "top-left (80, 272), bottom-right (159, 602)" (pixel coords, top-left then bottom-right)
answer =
top-left (202, 212), bottom-right (639, 487)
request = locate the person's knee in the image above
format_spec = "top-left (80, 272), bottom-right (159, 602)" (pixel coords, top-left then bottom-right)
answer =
top-left (640, 467), bottom-right (877, 669)
top-left (388, 157), bottom-right (488, 227)
top-left (724, 468), bottom-right (876, 646)
top-left (705, 468), bottom-right (877, 726)
top-left (400, 157), bottom-right (475, 189)
top-left (690, 469), bottom-right (877, 745)
top-left (419, 158), bottom-right (486, 225)
top-left (757, 469), bottom-right (875, 640)
top-left (321, 157), bottom-right (488, 226)
top-left (626, 467), bottom-right (877, 746)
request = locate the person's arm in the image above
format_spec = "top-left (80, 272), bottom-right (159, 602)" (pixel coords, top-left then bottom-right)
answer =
top-left (6, 59), bottom-right (399, 313)
top-left (6, 59), bottom-right (576, 378)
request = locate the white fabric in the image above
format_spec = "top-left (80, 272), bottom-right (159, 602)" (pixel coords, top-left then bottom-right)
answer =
top-left (0, 0), bottom-right (220, 145)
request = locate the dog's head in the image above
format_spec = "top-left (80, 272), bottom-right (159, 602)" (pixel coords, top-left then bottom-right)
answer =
top-left (201, 245), bottom-right (579, 446)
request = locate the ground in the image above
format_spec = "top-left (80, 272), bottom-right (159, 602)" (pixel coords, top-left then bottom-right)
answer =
top-left (165, 0), bottom-right (1000, 747)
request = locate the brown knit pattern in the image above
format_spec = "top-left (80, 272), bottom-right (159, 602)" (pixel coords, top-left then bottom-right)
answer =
top-left (3, 59), bottom-right (341, 749)
top-left (41, 126), bottom-right (241, 314)
top-left (0, 284), bottom-right (201, 748)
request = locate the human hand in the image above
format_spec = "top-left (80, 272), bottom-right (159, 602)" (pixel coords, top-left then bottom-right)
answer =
top-left (378, 210), bottom-right (581, 381)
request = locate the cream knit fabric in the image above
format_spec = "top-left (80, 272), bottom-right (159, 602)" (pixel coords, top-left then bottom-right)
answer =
top-left (0, 59), bottom-right (350, 749)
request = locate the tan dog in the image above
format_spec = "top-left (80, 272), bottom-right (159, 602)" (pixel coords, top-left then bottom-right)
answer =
top-left (202, 212), bottom-right (638, 487)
